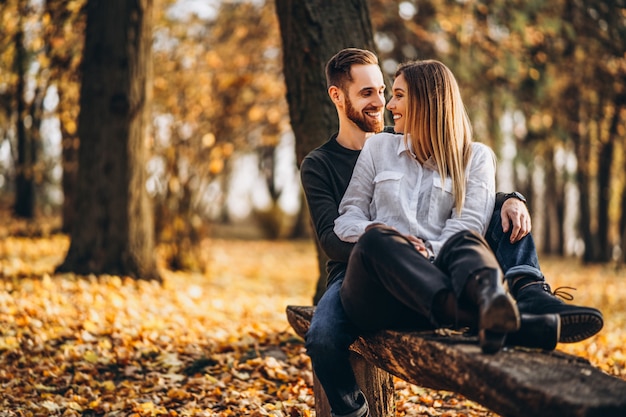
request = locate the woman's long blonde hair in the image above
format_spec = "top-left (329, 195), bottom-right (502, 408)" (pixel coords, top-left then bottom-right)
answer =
top-left (396, 60), bottom-right (473, 213)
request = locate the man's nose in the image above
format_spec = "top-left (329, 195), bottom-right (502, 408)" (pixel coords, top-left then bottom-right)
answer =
top-left (374, 93), bottom-right (386, 107)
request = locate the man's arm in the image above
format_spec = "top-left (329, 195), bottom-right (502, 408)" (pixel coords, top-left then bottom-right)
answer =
top-left (300, 159), bottom-right (354, 262)
top-left (496, 192), bottom-right (531, 243)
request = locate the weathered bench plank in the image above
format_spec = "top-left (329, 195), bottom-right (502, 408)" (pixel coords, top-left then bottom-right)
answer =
top-left (287, 305), bottom-right (626, 417)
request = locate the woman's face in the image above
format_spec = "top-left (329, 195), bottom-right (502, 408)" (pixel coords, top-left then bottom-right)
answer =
top-left (386, 73), bottom-right (408, 134)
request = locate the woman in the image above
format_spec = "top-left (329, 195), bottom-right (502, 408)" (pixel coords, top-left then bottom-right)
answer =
top-left (334, 60), bottom-right (520, 353)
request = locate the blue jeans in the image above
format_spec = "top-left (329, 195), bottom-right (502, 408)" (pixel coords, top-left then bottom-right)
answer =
top-left (485, 207), bottom-right (544, 283)
top-left (305, 277), bottom-right (364, 416)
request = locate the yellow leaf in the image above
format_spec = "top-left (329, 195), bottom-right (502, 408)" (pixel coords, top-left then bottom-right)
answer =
top-left (0, 336), bottom-right (19, 350)
top-left (84, 351), bottom-right (98, 363)
top-left (167, 387), bottom-right (190, 400)
top-left (65, 119), bottom-right (77, 135)
top-left (101, 380), bottom-right (116, 391)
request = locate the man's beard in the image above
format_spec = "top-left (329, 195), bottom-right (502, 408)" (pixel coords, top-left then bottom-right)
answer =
top-left (345, 95), bottom-right (383, 133)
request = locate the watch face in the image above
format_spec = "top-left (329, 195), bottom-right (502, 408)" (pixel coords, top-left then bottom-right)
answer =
top-left (512, 192), bottom-right (526, 202)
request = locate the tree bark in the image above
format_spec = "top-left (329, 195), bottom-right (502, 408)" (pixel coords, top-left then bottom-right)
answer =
top-left (543, 147), bottom-right (565, 255)
top-left (622, 185), bottom-right (626, 264)
top-left (14, 4), bottom-right (35, 219)
top-left (596, 139), bottom-right (613, 261)
top-left (57, 0), bottom-right (159, 280)
top-left (565, 80), bottom-right (596, 263)
top-left (275, 0), bottom-right (377, 302)
top-left (615, 92), bottom-right (626, 265)
top-left (44, 0), bottom-right (86, 233)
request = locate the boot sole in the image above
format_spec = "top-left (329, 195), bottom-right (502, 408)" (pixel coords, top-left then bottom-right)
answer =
top-left (480, 329), bottom-right (506, 354)
top-left (481, 293), bottom-right (521, 333)
top-left (559, 312), bottom-right (604, 343)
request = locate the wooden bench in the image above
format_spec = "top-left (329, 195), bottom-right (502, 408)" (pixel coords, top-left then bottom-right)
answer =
top-left (287, 305), bottom-right (626, 417)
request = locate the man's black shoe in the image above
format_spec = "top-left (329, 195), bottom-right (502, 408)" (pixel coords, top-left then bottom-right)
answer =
top-left (506, 313), bottom-right (560, 350)
top-left (513, 280), bottom-right (603, 343)
top-left (331, 392), bottom-right (369, 417)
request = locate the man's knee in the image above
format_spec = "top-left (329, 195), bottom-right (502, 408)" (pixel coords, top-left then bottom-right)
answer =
top-left (357, 225), bottom-right (386, 248)
top-left (305, 319), bottom-right (353, 358)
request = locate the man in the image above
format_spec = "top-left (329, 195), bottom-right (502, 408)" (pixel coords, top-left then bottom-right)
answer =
top-left (301, 48), bottom-right (603, 417)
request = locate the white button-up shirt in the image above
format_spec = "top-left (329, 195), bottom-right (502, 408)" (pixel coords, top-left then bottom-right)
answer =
top-left (334, 132), bottom-right (496, 256)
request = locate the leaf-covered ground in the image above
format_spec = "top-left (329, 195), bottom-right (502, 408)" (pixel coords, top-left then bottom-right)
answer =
top-left (0, 226), bottom-right (625, 416)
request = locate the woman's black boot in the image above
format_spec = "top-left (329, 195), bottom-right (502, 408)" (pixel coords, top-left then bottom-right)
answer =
top-left (469, 268), bottom-right (520, 353)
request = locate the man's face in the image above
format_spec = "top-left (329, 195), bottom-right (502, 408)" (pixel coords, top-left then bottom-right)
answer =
top-left (342, 64), bottom-right (386, 133)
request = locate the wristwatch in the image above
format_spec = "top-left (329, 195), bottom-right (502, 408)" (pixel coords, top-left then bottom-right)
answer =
top-left (505, 191), bottom-right (527, 204)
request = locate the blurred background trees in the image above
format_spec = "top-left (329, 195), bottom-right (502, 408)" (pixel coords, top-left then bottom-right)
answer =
top-left (0, 0), bottom-right (624, 277)
top-left (150, 0), bottom-right (295, 270)
top-left (367, 0), bottom-right (626, 263)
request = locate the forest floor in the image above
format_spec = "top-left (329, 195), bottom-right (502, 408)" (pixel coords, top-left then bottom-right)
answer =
top-left (0, 217), bottom-right (625, 416)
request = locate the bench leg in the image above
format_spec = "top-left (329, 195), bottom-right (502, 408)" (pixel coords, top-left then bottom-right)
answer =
top-left (313, 371), bottom-right (332, 417)
top-left (313, 352), bottom-right (395, 417)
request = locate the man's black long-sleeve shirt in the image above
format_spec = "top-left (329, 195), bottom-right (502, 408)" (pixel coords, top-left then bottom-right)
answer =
top-left (300, 134), bottom-right (357, 285)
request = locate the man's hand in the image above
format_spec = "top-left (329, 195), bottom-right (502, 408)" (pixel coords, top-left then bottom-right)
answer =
top-left (501, 198), bottom-right (531, 243)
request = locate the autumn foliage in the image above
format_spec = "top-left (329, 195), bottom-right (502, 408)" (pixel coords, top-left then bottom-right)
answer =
top-left (1, 215), bottom-right (625, 416)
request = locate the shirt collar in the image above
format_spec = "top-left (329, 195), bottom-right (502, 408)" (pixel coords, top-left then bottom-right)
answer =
top-left (396, 135), bottom-right (437, 170)
top-left (396, 135), bottom-right (412, 157)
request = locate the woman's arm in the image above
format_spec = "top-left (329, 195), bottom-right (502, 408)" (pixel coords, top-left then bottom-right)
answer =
top-left (334, 145), bottom-right (378, 242)
top-left (426, 143), bottom-right (496, 256)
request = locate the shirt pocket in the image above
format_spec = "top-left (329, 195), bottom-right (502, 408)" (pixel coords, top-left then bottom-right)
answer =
top-left (428, 175), bottom-right (455, 226)
top-left (372, 171), bottom-right (404, 221)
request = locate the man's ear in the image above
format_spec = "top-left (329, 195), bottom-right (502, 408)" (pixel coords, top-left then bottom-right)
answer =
top-left (328, 86), bottom-right (342, 104)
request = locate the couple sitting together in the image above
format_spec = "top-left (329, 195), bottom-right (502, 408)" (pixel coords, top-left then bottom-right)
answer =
top-left (299, 48), bottom-right (604, 417)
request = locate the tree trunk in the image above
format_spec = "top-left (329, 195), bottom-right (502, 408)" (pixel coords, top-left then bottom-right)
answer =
top-left (622, 185), bottom-right (626, 265)
top-left (275, 0), bottom-right (377, 302)
top-left (614, 92), bottom-right (626, 265)
top-left (596, 139), bottom-right (613, 261)
top-left (14, 6), bottom-right (35, 219)
top-left (566, 81), bottom-right (596, 263)
top-left (44, 0), bottom-right (86, 233)
top-left (543, 147), bottom-right (565, 255)
top-left (59, 101), bottom-right (80, 234)
top-left (57, 0), bottom-right (159, 281)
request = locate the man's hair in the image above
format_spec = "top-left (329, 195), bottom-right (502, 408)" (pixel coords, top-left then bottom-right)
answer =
top-left (325, 48), bottom-right (378, 90)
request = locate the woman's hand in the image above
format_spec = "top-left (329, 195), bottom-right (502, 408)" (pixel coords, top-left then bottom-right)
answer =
top-left (365, 222), bottom-right (386, 232)
top-left (365, 224), bottom-right (428, 257)
top-left (406, 235), bottom-right (429, 258)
